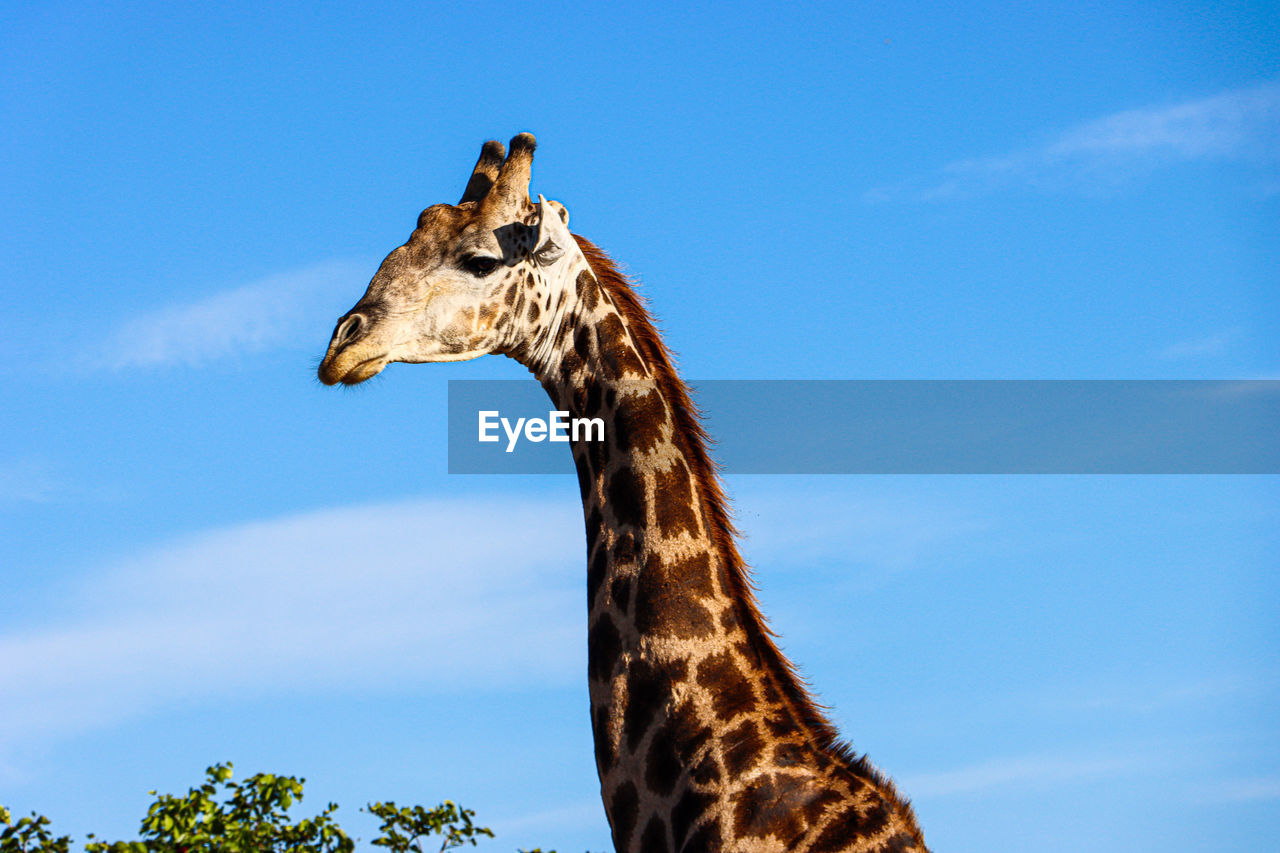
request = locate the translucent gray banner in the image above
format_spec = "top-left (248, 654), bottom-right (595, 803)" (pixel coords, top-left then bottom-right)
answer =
top-left (447, 380), bottom-right (1279, 474)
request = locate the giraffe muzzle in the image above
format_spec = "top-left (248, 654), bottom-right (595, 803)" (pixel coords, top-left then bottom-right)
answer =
top-left (319, 312), bottom-right (390, 385)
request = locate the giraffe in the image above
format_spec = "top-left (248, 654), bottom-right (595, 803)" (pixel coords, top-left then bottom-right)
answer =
top-left (318, 134), bottom-right (928, 853)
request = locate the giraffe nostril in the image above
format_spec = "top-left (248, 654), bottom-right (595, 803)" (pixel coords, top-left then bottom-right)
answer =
top-left (335, 314), bottom-right (364, 346)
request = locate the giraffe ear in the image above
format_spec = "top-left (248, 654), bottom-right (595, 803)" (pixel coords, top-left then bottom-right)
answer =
top-left (534, 194), bottom-right (571, 266)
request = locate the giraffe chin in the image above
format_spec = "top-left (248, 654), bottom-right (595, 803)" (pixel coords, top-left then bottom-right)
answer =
top-left (409, 348), bottom-right (488, 364)
top-left (318, 354), bottom-right (389, 386)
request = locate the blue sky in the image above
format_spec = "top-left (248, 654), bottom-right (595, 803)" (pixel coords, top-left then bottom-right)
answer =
top-left (1, 2), bottom-right (1277, 851)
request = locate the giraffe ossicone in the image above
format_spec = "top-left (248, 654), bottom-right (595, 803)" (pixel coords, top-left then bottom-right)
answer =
top-left (319, 135), bottom-right (929, 853)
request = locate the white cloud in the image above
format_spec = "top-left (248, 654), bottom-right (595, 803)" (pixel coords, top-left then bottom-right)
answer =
top-left (1046, 83), bottom-right (1278, 161)
top-left (1060, 674), bottom-right (1260, 715)
top-left (0, 458), bottom-right (62, 505)
top-left (99, 260), bottom-right (367, 369)
top-left (866, 80), bottom-right (1280, 201)
top-left (728, 481), bottom-right (988, 586)
top-left (1205, 777), bottom-right (1280, 803)
top-left (0, 484), bottom-right (977, 754)
top-left (494, 799), bottom-right (606, 834)
top-left (1156, 329), bottom-right (1242, 361)
top-left (0, 496), bottom-right (586, 749)
top-left (903, 751), bottom-right (1152, 797)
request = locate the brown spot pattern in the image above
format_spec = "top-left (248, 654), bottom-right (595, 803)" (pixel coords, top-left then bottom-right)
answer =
top-left (808, 801), bottom-right (888, 853)
top-left (583, 382), bottom-right (603, 418)
top-left (680, 817), bottom-right (721, 853)
top-left (574, 326), bottom-right (594, 362)
top-left (633, 552), bottom-right (716, 639)
top-left (646, 729), bottom-right (683, 797)
top-left (671, 789), bottom-right (716, 850)
top-left (592, 705), bottom-right (615, 771)
top-left (605, 465), bottom-right (645, 530)
top-left (742, 774), bottom-right (813, 845)
top-left (584, 506), bottom-right (602, 552)
top-left (608, 781), bottom-right (639, 851)
top-left (723, 719), bottom-right (765, 778)
top-left (690, 753), bottom-right (721, 786)
top-left (576, 268), bottom-right (599, 311)
top-left (588, 614), bottom-right (620, 683)
top-left (623, 659), bottom-right (666, 751)
top-left (587, 543), bottom-right (607, 606)
top-left (639, 816), bottom-right (669, 853)
top-left (609, 388), bottom-right (667, 457)
top-left (653, 458), bottom-right (701, 537)
top-left (697, 651), bottom-right (756, 721)
top-left (613, 530), bottom-right (638, 566)
top-left (610, 576), bottom-right (632, 612)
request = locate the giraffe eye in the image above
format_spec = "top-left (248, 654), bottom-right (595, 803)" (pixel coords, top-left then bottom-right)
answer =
top-left (464, 255), bottom-right (500, 277)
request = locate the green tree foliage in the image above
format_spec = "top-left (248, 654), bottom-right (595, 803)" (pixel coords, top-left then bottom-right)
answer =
top-left (1, 806), bottom-right (72, 853)
top-left (79, 763), bottom-right (352, 853)
top-left (366, 802), bottom-right (491, 853)
top-left (1, 764), bottom-right (584, 853)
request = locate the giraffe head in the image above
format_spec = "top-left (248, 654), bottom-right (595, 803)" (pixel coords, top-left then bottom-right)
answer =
top-left (318, 133), bottom-right (579, 385)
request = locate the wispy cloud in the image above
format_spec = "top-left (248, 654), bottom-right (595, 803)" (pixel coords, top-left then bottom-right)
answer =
top-left (1204, 776), bottom-right (1280, 803)
top-left (0, 484), bottom-right (979, 753)
top-left (0, 496), bottom-right (585, 750)
top-left (0, 458), bottom-right (62, 505)
top-left (493, 799), bottom-right (606, 834)
top-left (730, 482), bottom-right (988, 587)
top-left (98, 260), bottom-right (367, 369)
top-left (1156, 328), bottom-right (1242, 361)
top-left (904, 750), bottom-right (1154, 797)
top-left (1041, 672), bottom-right (1263, 717)
top-left (867, 80), bottom-right (1280, 201)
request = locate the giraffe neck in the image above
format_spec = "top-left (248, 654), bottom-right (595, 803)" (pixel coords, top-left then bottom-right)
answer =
top-left (513, 236), bottom-right (927, 853)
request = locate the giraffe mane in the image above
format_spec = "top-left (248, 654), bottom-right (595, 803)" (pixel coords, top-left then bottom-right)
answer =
top-left (572, 234), bottom-right (905, 800)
